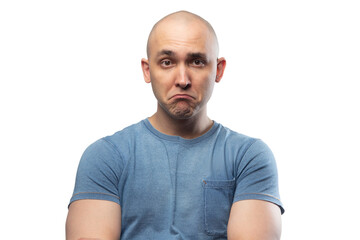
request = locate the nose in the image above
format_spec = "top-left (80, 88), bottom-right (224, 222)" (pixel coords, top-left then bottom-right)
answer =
top-left (175, 65), bottom-right (191, 90)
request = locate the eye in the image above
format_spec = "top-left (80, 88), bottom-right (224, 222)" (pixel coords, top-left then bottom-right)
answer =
top-left (191, 59), bottom-right (205, 67)
top-left (160, 59), bottom-right (172, 67)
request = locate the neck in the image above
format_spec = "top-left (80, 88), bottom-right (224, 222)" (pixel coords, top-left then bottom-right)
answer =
top-left (148, 104), bottom-right (213, 139)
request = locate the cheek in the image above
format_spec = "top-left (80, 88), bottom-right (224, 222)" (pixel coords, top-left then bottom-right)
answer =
top-left (203, 82), bottom-right (215, 99)
top-left (150, 71), bottom-right (173, 98)
top-left (195, 72), bottom-right (216, 94)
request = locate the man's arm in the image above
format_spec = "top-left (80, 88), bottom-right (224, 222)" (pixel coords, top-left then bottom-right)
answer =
top-left (66, 199), bottom-right (121, 240)
top-left (227, 199), bottom-right (282, 240)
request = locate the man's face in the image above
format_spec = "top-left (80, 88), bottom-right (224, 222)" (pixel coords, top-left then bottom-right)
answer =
top-left (143, 18), bottom-right (223, 120)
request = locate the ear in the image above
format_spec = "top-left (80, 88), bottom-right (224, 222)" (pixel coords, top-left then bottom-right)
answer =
top-left (215, 57), bottom-right (226, 83)
top-left (141, 58), bottom-right (151, 83)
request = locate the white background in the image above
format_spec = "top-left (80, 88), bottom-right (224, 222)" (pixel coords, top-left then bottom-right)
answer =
top-left (1, 0), bottom-right (359, 239)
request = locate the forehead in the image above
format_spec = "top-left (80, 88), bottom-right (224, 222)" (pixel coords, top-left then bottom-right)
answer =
top-left (149, 19), bottom-right (216, 58)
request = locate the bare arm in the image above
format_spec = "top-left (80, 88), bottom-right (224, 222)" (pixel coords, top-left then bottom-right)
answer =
top-left (66, 199), bottom-right (121, 240)
top-left (227, 200), bottom-right (282, 240)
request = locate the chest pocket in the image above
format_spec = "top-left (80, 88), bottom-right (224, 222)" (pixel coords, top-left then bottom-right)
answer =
top-left (203, 178), bottom-right (236, 237)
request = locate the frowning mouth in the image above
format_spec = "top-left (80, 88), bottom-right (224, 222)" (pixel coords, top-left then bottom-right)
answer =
top-left (170, 94), bottom-right (195, 100)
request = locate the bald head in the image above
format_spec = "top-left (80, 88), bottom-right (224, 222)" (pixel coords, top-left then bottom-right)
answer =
top-left (146, 11), bottom-right (219, 58)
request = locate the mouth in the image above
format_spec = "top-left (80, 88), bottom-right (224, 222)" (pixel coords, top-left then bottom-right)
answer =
top-left (170, 94), bottom-right (195, 100)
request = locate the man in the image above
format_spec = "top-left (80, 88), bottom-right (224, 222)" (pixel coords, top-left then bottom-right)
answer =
top-left (66, 10), bottom-right (284, 240)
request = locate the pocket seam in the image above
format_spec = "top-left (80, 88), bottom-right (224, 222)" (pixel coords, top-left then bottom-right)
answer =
top-left (203, 179), bottom-right (235, 236)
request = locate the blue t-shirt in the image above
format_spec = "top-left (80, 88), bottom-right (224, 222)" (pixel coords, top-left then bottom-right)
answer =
top-left (70, 119), bottom-right (284, 239)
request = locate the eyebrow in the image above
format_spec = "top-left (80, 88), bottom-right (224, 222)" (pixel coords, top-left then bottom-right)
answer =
top-left (156, 50), bottom-right (175, 58)
top-left (187, 52), bottom-right (207, 59)
top-left (156, 50), bottom-right (207, 59)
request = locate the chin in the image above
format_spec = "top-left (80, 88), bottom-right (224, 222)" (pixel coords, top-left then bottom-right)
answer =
top-left (160, 101), bottom-right (199, 120)
top-left (170, 109), bottom-right (194, 119)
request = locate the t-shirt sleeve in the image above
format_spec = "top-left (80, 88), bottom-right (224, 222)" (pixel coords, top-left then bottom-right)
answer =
top-left (69, 138), bottom-right (123, 207)
top-left (233, 139), bottom-right (284, 214)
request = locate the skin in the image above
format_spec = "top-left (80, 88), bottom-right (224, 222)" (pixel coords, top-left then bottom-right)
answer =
top-left (227, 200), bottom-right (282, 240)
top-left (66, 199), bottom-right (121, 240)
top-left (141, 11), bottom-right (226, 139)
top-left (66, 11), bottom-right (282, 240)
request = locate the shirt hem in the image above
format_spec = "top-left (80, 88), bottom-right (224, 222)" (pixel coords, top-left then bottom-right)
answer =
top-left (69, 192), bottom-right (121, 208)
top-left (233, 193), bottom-right (285, 214)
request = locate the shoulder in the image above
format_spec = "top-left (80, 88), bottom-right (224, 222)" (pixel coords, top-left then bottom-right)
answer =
top-left (104, 120), bottom-right (144, 144)
top-left (80, 120), bottom-right (146, 164)
top-left (215, 123), bottom-right (275, 167)
top-left (93, 120), bottom-right (146, 154)
top-left (216, 123), bottom-right (262, 153)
